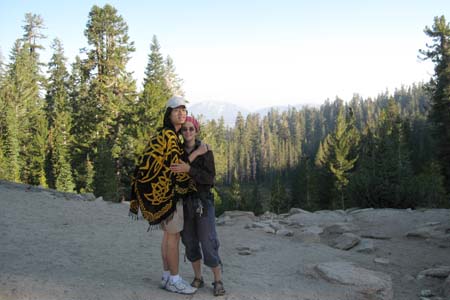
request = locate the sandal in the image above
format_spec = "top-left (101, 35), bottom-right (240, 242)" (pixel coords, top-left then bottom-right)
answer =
top-left (191, 277), bottom-right (204, 288)
top-left (212, 280), bottom-right (226, 296)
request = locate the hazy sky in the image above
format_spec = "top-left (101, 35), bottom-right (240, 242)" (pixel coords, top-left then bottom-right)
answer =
top-left (0, 0), bottom-right (449, 110)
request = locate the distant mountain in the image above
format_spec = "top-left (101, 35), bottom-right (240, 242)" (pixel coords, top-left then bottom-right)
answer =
top-left (189, 101), bottom-right (250, 127)
top-left (255, 104), bottom-right (304, 116)
top-left (189, 101), bottom-right (319, 127)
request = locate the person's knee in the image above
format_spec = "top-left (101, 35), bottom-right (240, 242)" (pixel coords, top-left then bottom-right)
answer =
top-left (183, 233), bottom-right (202, 262)
top-left (166, 232), bottom-right (180, 248)
top-left (185, 243), bottom-right (202, 262)
top-left (202, 237), bottom-right (220, 268)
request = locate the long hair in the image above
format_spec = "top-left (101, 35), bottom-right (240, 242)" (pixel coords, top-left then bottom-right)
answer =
top-left (159, 107), bottom-right (176, 132)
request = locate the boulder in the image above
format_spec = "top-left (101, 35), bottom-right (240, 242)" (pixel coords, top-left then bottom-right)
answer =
top-left (418, 266), bottom-right (450, 279)
top-left (287, 210), bottom-right (349, 227)
top-left (323, 222), bottom-right (357, 234)
top-left (330, 233), bottom-right (361, 250)
top-left (353, 239), bottom-right (375, 254)
top-left (315, 261), bottom-right (393, 300)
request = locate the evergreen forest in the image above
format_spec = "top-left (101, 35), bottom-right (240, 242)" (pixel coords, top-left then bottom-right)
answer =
top-left (0, 5), bottom-right (449, 215)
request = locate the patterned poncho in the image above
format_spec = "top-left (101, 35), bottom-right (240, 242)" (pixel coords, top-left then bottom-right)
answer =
top-left (129, 128), bottom-right (194, 225)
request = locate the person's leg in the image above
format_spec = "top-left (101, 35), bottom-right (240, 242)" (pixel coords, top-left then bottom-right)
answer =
top-left (211, 265), bottom-right (222, 282)
top-left (163, 201), bottom-right (197, 294)
top-left (191, 259), bottom-right (202, 280)
top-left (166, 231), bottom-right (180, 276)
top-left (197, 196), bottom-right (225, 296)
top-left (181, 199), bottom-right (203, 287)
top-left (197, 199), bottom-right (221, 271)
top-left (160, 231), bottom-right (170, 287)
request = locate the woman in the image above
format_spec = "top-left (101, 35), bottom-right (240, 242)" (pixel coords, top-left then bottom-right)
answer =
top-left (170, 116), bottom-right (226, 297)
top-left (129, 96), bottom-right (205, 295)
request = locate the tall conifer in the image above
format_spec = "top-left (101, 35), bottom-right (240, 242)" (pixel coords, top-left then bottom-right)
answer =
top-left (420, 15), bottom-right (450, 192)
top-left (45, 38), bottom-right (75, 191)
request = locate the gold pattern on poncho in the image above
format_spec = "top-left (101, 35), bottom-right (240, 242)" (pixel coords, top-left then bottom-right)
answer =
top-left (129, 128), bottom-right (195, 225)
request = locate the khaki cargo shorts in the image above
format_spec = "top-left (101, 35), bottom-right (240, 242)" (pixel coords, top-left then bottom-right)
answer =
top-left (161, 200), bottom-right (184, 233)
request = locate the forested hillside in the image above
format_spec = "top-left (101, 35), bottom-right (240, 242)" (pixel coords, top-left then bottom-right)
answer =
top-left (0, 5), bottom-right (448, 213)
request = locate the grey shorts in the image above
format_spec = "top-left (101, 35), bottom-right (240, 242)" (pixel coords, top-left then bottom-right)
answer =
top-left (161, 200), bottom-right (184, 233)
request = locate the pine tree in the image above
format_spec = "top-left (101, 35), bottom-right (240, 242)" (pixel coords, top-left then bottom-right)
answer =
top-left (412, 161), bottom-right (447, 207)
top-left (136, 35), bottom-right (171, 145)
top-left (229, 171), bottom-right (244, 210)
top-left (270, 175), bottom-right (288, 214)
top-left (69, 56), bottom-right (95, 192)
top-left (165, 55), bottom-right (184, 96)
top-left (94, 139), bottom-right (117, 201)
top-left (0, 55), bottom-right (5, 178)
top-left (250, 182), bottom-right (264, 215)
top-left (420, 15), bottom-right (450, 192)
top-left (376, 99), bottom-right (415, 208)
top-left (314, 140), bottom-right (335, 209)
top-left (0, 70), bottom-right (20, 181)
top-left (83, 4), bottom-right (136, 201)
top-left (45, 38), bottom-right (75, 191)
top-left (349, 99), bottom-right (416, 208)
top-left (319, 104), bottom-right (360, 209)
top-left (2, 14), bottom-right (47, 185)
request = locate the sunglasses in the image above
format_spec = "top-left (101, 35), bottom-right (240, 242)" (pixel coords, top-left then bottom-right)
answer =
top-left (181, 126), bottom-right (196, 132)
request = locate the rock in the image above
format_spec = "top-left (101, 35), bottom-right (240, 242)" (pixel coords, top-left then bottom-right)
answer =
top-left (286, 210), bottom-right (349, 227)
top-left (264, 227), bottom-right (276, 234)
top-left (323, 222), bottom-right (356, 234)
top-left (236, 245), bottom-right (264, 255)
top-left (238, 249), bottom-right (252, 255)
top-left (420, 289), bottom-right (433, 297)
top-left (441, 275), bottom-right (450, 298)
top-left (330, 233), bottom-right (361, 250)
top-left (268, 221), bottom-right (284, 231)
top-left (95, 196), bottom-right (103, 202)
top-left (221, 210), bottom-right (255, 219)
top-left (295, 226), bottom-right (323, 242)
top-left (425, 222), bottom-right (442, 226)
top-left (250, 222), bottom-right (266, 229)
top-left (374, 257), bottom-right (390, 265)
top-left (276, 229), bottom-right (294, 237)
top-left (348, 208), bottom-right (374, 215)
top-left (418, 266), bottom-right (450, 279)
top-left (216, 215), bottom-right (231, 226)
top-left (361, 233), bottom-right (391, 240)
top-left (302, 225), bottom-right (324, 235)
top-left (296, 226), bottom-right (323, 242)
top-left (289, 207), bottom-right (311, 215)
top-left (82, 193), bottom-right (96, 201)
top-left (236, 246), bottom-right (252, 255)
top-left (353, 239), bottom-right (375, 253)
top-left (402, 274), bottom-right (415, 282)
top-left (314, 261), bottom-right (393, 300)
top-left (345, 207), bottom-right (362, 213)
top-left (259, 211), bottom-right (278, 220)
top-left (278, 219), bottom-right (290, 225)
top-left (406, 223), bottom-right (450, 240)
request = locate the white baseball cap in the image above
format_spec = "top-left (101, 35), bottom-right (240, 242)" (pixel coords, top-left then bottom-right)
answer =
top-left (166, 95), bottom-right (187, 108)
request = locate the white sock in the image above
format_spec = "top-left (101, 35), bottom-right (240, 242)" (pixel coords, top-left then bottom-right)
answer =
top-left (162, 270), bottom-right (170, 280)
top-left (169, 274), bottom-right (180, 283)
